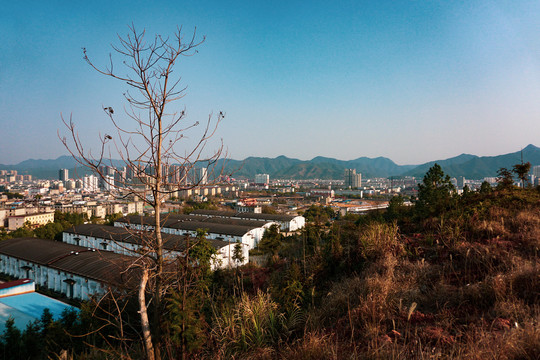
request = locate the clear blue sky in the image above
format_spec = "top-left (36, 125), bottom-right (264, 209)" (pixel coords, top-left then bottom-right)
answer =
top-left (2, 0), bottom-right (540, 165)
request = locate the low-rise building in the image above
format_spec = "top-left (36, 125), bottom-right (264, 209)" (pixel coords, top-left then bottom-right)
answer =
top-left (63, 224), bottom-right (249, 268)
top-left (7, 211), bottom-right (55, 230)
top-left (0, 238), bottom-right (139, 300)
top-left (114, 214), bottom-right (267, 249)
top-left (190, 209), bottom-right (306, 232)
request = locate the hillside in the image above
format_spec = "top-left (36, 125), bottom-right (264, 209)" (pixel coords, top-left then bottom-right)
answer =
top-left (2, 145), bottom-right (540, 180)
top-left (405, 144), bottom-right (540, 178)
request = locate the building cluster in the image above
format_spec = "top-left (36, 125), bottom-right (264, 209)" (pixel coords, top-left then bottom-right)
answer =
top-left (0, 170), bottom-right (32, 183)
top-left (0, 209), bottom-right (306, 301)
top-left (3, 160), bottom-right (540, 308)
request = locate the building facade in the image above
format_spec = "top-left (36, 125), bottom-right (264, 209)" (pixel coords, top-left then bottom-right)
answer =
top-left (344, 169), bottom-right (362, 188)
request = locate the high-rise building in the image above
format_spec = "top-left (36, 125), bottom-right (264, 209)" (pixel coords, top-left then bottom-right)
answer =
top-left (344, 169), bottom-right (362, 188)
top-left (59, 169), bottom-right (69, 182)
top-left (533, 165), bottom-right (540, 186)
top-left (196, 167), bottom-right (208, 185)
top-left (82, 175), bottom-right (99, 192)
top-left (169, 165), bottom-right (187, 185)
top-left (457, 176), bottom-right (466, 189)
top-left (533, 165), bottom-right (540, 178)
top-left (191, 167), bottom-right (208, 185)
top-left (255, 174), bottom-right (270, 185)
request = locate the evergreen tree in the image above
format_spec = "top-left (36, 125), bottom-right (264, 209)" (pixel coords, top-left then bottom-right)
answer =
top-left (416, 163), bottom-right (455, 217)
top-left (496, 167), bottom-right (514, 190)
top-left (513, 162), bottom-right (531, 188)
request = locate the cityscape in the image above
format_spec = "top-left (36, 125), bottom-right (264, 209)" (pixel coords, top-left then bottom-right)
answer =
top-left (2, 1), bottom-right (540, 359)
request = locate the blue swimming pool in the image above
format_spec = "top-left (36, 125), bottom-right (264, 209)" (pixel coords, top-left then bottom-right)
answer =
top-left (0, 292), bottom-right (77, 331)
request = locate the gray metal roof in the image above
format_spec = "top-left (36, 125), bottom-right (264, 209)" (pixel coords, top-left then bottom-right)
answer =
top-left (66, 224), bottom-right (230, 251)
top-left (167, 220), bottom-right (255, 237)
top-left (165, 213), bottom-right (275, 228)
top-left (190, 209), bottom-right (296, 222)
top-left (116, 215), bottom-right (262, 236)
top-left (0, 238), bottom-right (140, 287)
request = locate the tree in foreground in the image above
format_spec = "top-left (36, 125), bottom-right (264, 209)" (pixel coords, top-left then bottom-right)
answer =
top-left (60, 26), bottom-right (225, 360)
top-left (415, 163), bottom-right (455, 217)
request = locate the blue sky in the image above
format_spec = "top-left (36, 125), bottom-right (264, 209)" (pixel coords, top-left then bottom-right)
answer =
top-left (2, 1), bottom-right (540, 165)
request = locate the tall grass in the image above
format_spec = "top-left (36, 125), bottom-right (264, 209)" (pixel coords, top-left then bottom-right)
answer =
top-left (210, 290), bottom-right (304, 358)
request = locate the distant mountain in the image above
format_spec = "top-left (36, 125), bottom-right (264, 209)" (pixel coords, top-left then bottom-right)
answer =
top-left (220, 155), bottom-right (412, 179)
top-left (0, 156), bottom-right (112, 180)
top-left (2, 145), bottom-right (539, 180)
top-left (404, 144), bottom-right (540, 179)
top-left (402, 153), bottom-right (479, 178)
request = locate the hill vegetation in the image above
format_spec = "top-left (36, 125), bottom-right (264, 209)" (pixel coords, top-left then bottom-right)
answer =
top-left (1, 165), bottom-right (538, 359)
top-left (2, 144), bottom-right (539, 180)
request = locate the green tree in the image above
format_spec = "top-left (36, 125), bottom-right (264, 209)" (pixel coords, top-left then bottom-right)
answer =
top-left (513, 161), bottom-right (531, 188)
top-left (496, 167), bottom-right (514, 190)
top-left (34, 221), bottom-right (64, 240)
top-left (262, 205), bottom-right (278, 214)
top-left (258, 224), bottom-right (282, 256)
top-left (0, 318), bottom-right (22, 358)
top-left (416, 163), bottom-right (455, 217)
top-left (8, 225), bottom-right (35, 239)
top-left (232, 241), bottom-right (245, 267)
top-left (303, 205), bottom-right (335, 224)
top-left (167, 229), bottom-right (216, 358)
top-left (105, 212), bottom-right (124, 225)
top-left (479, 181), bottom-right (492, 194)
top-left (385, 194), bottom-right (406, 221)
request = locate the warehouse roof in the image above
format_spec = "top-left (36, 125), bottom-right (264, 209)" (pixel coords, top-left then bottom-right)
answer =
top-left (190, 209), bottom-right (297, 222)
top-left (116, 215), bottom-right (261, 237)
top-left (67, 224), bottom-right (231, 251)
top-left (165, 213), bottom-right (275, 228)
top-left (0, 238), bottom-right (140, 287)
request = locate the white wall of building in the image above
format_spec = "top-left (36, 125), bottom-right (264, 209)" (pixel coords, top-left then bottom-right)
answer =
top-left (0, 254), bottom-right (105, 301)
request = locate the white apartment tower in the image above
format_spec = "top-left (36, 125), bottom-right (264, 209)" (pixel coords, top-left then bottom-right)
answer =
top-left (194, 167), bottom-right (208, 185)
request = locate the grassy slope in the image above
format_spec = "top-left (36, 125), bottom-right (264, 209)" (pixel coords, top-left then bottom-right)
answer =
top-left (208, 188), bottom-right (540, 359)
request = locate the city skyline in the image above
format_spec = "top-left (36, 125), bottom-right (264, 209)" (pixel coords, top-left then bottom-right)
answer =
top-left (3, 1), bottom-right (540, 165)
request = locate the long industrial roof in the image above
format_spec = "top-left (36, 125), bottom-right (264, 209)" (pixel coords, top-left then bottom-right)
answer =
top-left (190, 209), bottom-right (297, 222)
top-left (116, 215), bottom-right (262, 236)
top-left (0, 238), bottom-right (140, 287)
top-left (67, 224), bottom-right (231, 250)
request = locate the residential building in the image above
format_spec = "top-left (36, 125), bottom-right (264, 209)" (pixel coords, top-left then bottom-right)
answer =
top-left (193, 167), bottom-right (208, 185)
top-left (59, 169), bottom-right (69, 182)
top-left (7, 212), bottom-right (55, 231)
top-left (255, 174), bottom-right (270, 185)
top-left (344, 169), bottom-right (362, 189)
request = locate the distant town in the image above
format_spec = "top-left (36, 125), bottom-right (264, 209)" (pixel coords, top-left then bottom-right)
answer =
top-left (2, 162), bottom-right (540, 233)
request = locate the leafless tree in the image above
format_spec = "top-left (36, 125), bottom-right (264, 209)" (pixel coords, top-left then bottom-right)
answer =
top-left (60, 25), bottom-right (226, 360)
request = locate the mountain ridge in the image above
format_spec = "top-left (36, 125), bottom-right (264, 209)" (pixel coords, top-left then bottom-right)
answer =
top-left (1, 145), bottom-right (539, 180)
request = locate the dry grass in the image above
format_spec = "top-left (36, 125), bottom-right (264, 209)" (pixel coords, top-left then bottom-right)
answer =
top-left (204, 190), bottom-right (540, 359)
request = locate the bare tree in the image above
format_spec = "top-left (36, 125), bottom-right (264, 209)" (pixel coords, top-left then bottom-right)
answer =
top-left (60, 25), bottom-right (225, 360)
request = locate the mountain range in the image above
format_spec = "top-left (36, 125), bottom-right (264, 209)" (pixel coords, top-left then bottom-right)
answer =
top-left (2, 144), bottom-right (539, 180)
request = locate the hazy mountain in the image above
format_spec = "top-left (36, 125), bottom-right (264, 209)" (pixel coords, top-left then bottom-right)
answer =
top-left (402, 153), bottom-right (479, 178)
top-left (403, 145), bottom-right (540, 179)
top-left (2, 145), bottom-right (539, 180)
top-left (221, 155), bottom-right (411, 179)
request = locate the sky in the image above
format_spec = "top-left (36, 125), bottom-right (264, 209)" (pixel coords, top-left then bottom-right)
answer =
top-left (2, 0), bottom-right (540, 165)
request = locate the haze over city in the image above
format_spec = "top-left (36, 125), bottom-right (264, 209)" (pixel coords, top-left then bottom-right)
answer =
top-left (2, 1), bottom-right (540, 165)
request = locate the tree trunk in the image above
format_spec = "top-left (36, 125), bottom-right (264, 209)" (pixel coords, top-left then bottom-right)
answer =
top-left (139, 268), bottom-right (155, 360)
